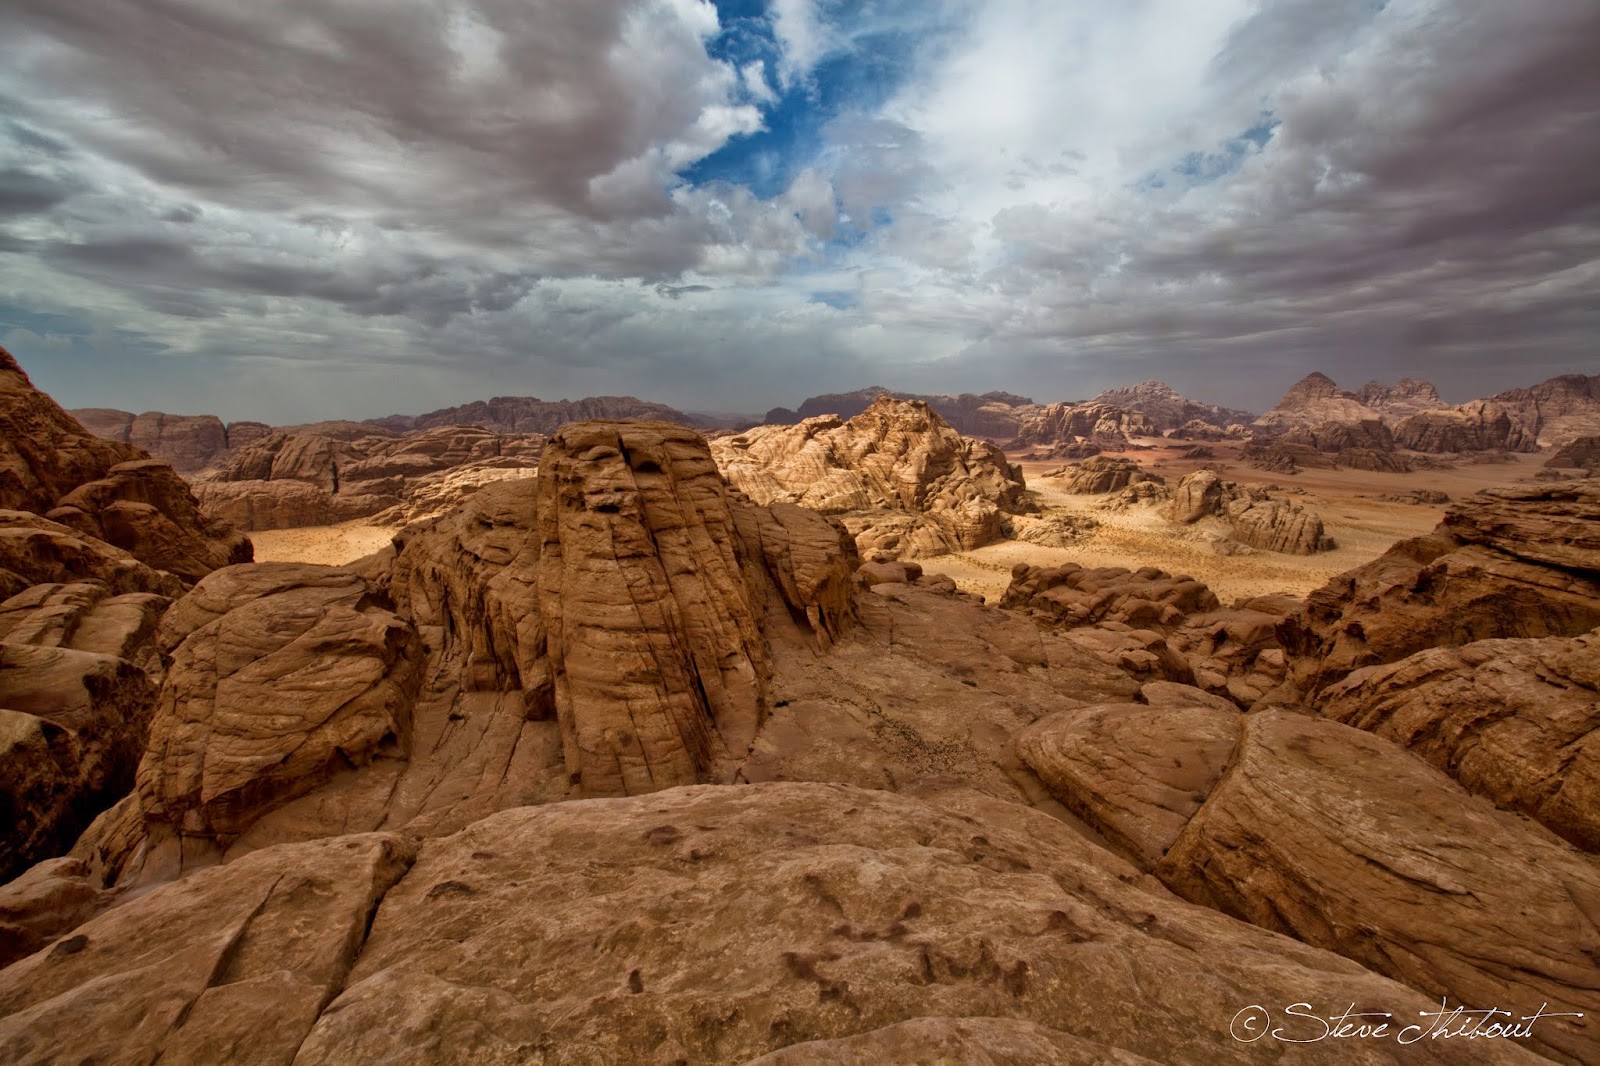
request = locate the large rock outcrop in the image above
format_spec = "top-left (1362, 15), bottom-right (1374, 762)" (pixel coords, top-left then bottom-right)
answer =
top-left (204, 424), bottom-right (547, 530)
top-left (68, 409), bottom-right (237, 473)
top-left (1009, 401), bottom-right (1156, 449)
top-left (762, 388), bottom-right (1041, 438)
top-left (1088, 381), bottom-right (1252, 432)
top-left (1278, 479), bottom-right (1600, 692)
top-left (1224, 497), bottom-right (1335, 555)
top-left (1320, 627), bottom-right (1600, 852)
top-left (370, 394), bottom-right (694, 435)
top-left (0, 644), bottom-right (157, 883)
top-left (134, 563), bottom-right (424, 852)
top-left (1489, 373), bottom-right (1600, 448)
top-left (0, 347), bottom-right (140, 515)
top-left (711, 397), bottom-right (1028, 559)
top-left (47, 460), bottom-right (251, 583)
top-left (4, 783), bottom-right (1535, 1066)
top-left (1548, 435), bottom-right (1600, 471)
top-left (1254, 371), bottom-right (1383, 429)
top-left (1393, 401), bottom-right (1536, 453)
top-left (1021, 706), bottom-right (1600, 1063)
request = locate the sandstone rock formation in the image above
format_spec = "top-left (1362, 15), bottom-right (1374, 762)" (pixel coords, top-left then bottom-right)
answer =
top-left (47, 460), bottom-right (251, 582)
top-left (1010, 401), bottom-right (1156, 450)
top-left (1002, 562), bottom-right (1219, 634)
top-left (68, 409), bottom-right (238, 473)
top-left (762, 387), bottom-right (1040, 438)
top-left (1089, 380), bottom-right (1253, 432)
top-left (1393, 400), bottom-right (1536, 453)
top-left (1255, 371), bottom-right (1384, 428)
top-left (1224, 497), bottom-right (1335, 554)
top-left (0, 644), bottom-right (157, 883)
top-left (711, 397), bottom-right (1029, 559)
top-left (1055, 456), bottom-right (1161, 495)
top-left (1278, 479), bottom-right (1600, 692)
top-left (203, 424), bottom-right (546, 530)
top-left (0, 348), bottom-right (140, 515)
top-left (1021, 706), bottom-right (1600, 1063)
top-left (1355, 377), bottom-right (1447, 418)
top-left (1489, 372), bottom-right (1600, 447)
top-left (1548, 435), bottom-right (1600, 471)
top-left (4, 783), bottom-right (1534, 1066)
top-left (1320, 627), bottom-right (1600, 851)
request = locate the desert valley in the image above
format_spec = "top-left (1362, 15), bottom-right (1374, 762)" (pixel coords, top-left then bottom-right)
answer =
top-left (2, 343), bottom-right (1598, 1063)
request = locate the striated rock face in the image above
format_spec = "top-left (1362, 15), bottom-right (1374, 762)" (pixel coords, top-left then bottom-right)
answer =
top-left (1320, 628), bottom-right (1600, 851)
top-left (1022, 706), bottom-right (1600, 1063)
top-left (1225, 497), bottom-right (1335, 554)
top-left (1278, 479), bottom-right (1600, 692)
top-left (1393, 400), bottom-right (1536, 453)
top-left (1549, 435), bottom-right (1600, 470)
top-left (1255, 371), bottom-right (1380, 428)
top-left (1057, 455), bottom-right (1160, 495)
top-left (1355, 377), bottom-right (1446, 418)
top-left (1088, 381), bottom-right (1252, 432)
top-left (1163, 469), bottom-right (1229, 524)
top-left (0, 347), bottom-right (141, 515)
top-left (1002, 562), bottom-right (1219, 635)
top-left (538, 420), bottom-right (836, 796)
top-left (136, 563), bottom-right (424, 846)
top-left (0, 511), bottom-right (183, 602)
top-left (0, 644), bottom-right (157, 883)
top-left (47, 460), bottom-right (252, 582)
top-left (1009, 401), bottom-right (1156, 449)
top-left (711, 397), bottom-right (1028, 559)
top-left (1157, 711), bottom-right (1600, 1065)
top-left (1282, 418), bottom-right (1395, 453)
top-left (207, 424), bottom-right (547, 530)
top-left (70, 409), bottom-right (278, 473)
top-left (1489, 372), bottom-right (1600, 448)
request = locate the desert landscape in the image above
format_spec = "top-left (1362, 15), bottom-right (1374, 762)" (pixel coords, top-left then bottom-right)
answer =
top-left (3, 342), bottom-right (1599, 1065)
top-left (3, 1), bottom-right (1598, 1063)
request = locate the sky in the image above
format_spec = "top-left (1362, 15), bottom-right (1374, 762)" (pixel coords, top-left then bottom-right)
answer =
top-left (0, 0), bottom-right (1596, 423)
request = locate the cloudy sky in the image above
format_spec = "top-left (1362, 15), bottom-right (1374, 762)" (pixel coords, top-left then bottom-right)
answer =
top-left (1, 0), bottom-right (1596, 423)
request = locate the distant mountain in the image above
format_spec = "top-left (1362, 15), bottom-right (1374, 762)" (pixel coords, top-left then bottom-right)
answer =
top-left (369, 395), bottom-right (698, 436)
top-left (764, 387), bottom-right (1040, 437)
top-left (1253, 371), bottom-right (1600, 452)
top-left (1088, 381), bottom-right (1253, 432)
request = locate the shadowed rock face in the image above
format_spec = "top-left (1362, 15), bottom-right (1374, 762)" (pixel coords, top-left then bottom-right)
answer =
top-left (712, 397), bottom-right (1029, 560)
top-left (1277, 479), bottom-right (1600, 692)
top-left (1009, 401), bottom-right (1156, 448)
top-left (1320, 627), bottom-right (1600, 851)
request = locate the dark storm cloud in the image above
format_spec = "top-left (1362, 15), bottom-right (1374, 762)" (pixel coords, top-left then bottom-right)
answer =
top-left (0, 0), bottom-right (1594, 422)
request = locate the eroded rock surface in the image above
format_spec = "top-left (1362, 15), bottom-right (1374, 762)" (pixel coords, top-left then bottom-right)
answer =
top-left (1321, 628), bottom-right (1600, 851)
top-left (711, 397), bottom-right (1028, 559)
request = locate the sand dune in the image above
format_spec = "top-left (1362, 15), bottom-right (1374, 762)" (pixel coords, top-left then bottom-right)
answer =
top-left (246, 521), bottom-right (397, 566)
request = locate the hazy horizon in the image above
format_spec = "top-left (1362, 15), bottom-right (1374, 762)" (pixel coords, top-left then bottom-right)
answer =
top-left (3, 0), bottom-right (1597, 424)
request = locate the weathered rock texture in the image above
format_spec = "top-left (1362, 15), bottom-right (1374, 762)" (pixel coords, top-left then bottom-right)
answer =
top-left (205, 424), bottom-right (546, 531)
top-left (1088, 380), bottom-right (1252, 432)
top-left (0, 348), bottom-right (140, 515)
top-left (1022, 707), bottom-right (1600, 1063)
top-left (762, 387), bottom-right (1041, 438)
top-left (1278, 479), bottom-right (1600, 692)
top-left (47, 460), bottom-right (251, 582)
top-left (711, 397), bottom-right (1029, 559)
top-left (271, 786), bottom-right (1537, 1064)
top-left (0, 644), bottom-right (157, 883)
top-left (1548, 435), bottom-right (1600, 471)
top-left (1320, 628), bottom-right (1600, 852)
top-left (1489, 373), bottom-right (1600, 448)
top-left (1224, 497), bottom-right (1335, 554)
top-left (1009, 401), bottom-right (1156, 449)
top-left (1393, 401), bottom-right (1536, 453)
top-left (68, 409), bottom-right (235, 473)
top-left (1057, 456), bottom-right (1161, 495)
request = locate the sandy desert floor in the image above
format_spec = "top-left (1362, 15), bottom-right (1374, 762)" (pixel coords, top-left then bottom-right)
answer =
top-left (921, 443), bottom-right (1551, 604)
top-left (247, 521), bottom-right (397, 566)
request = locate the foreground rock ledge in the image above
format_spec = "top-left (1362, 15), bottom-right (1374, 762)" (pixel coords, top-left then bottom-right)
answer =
top-left (2, 783), bottom-right (1537, 1065)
